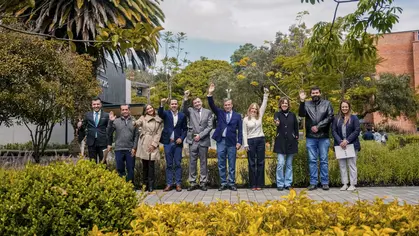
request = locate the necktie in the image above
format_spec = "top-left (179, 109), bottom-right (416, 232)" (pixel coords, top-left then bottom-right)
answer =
top-left (94, 112), bottom-right (99, 127)
top-left (227, 112), bottom-right (231, 123)
top-left (198, 109), bottom-right (201, 121)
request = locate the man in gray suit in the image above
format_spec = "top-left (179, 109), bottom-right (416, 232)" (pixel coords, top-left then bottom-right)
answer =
top-left (182, 90), bottom-right (213, 191)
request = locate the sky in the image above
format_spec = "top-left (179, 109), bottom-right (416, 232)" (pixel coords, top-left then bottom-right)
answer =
top-left (155, 0), bottom-right (419, 64)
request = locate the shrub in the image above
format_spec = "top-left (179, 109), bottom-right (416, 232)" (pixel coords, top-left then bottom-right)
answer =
top-left (109, 140), bottom-right (419, 188)
top-left (0, 141), bottom-right (69, 150)
top-left (0, 160), bottom-right (137, 235)
top-left (91, 190), bottom-right (419, 235)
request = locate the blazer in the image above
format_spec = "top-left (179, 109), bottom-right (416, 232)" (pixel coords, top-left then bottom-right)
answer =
top-left (78, 110), bottom-right (109, 147)
top-left (332, 114), bottom-right (361, 151)
top-left (158, 107), bottom-right (188, 146)
top-left (207, 96), bottom-right (243, 147)
top-left (181, 99), bottom-right (213, 147)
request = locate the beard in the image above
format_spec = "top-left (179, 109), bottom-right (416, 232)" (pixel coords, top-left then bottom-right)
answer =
top-left (311, 96), bottom-right (320, 102)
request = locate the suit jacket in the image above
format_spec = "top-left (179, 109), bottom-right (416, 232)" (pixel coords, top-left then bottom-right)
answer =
top-left (207, 96), bottom-right (243, 147)
top-left (158, 107), bottom-right (187, 146)
top-left (181, 99), bottom-right (213, 147)
top-left (332, 114), bottom-right (361, 151)
top-left (78, 110), bottom-right (109, 147)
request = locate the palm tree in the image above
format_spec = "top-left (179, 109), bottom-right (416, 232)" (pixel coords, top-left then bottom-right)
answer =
top-left (0, 0), bottom-right (165, 69)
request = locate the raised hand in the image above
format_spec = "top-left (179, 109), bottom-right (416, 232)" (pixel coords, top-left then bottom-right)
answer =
top-left (161, 98), bottom-right (168, 104)
top-left (184, 90), bottom-right (190, 100)
top-left (263, 87), bottom-right (269, 94)
top-left (109, 111), bottom-right (116, 121)
top-left (208, 83), bottom-right (215, 95)
top-left (299, 90), bottom-right (307, 101)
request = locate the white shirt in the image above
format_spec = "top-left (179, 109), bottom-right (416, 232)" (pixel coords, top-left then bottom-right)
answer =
top-left (242, 93), bottom-right (268, 147)
top-left (170, 111), bottom-right (178, 139)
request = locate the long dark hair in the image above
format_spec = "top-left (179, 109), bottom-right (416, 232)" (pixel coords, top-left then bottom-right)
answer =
top-left (338, 100), bottom-right (351, 124)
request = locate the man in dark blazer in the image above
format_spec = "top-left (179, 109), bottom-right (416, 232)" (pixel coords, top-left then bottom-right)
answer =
top-left (158, 98), bottom-right (188, 192)
top-left (77, 97), bottom-right (110, 163)
top-left (207, 83), bottom-right (243, 191)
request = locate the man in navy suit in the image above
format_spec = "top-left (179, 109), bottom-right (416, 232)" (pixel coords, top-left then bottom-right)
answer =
top-left (77, 97), bottom-right (109, 163)
top-left (207, 83), bottom-right (243, 191)
top-left (158, 98), bottom-right (188, 192)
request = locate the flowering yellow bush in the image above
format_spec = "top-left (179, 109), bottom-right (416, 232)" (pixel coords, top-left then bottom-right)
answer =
top-left (90, 190), bottom-right (419, 235)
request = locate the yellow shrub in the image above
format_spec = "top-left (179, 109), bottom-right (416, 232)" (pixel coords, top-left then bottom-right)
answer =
top-left (90, 190), bottom-right (419, 235)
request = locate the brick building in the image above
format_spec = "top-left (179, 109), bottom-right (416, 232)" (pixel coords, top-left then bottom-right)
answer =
top-left (364, 30), bottom-right (419, 132)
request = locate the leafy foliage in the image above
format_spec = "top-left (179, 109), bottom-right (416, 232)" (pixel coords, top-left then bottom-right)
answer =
top-left (94, 188), bottom-right (419, 235)
top-left (375, 73), bottom-right (419, 119)
top-left (0, 30), bottom-right (100, 162)
top-left (0, 160), bottom-right (138, 235)
top-left (0, 0), bottom-right (165, 69)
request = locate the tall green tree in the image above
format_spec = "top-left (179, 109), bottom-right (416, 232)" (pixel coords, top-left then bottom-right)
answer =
top-left (0, 31), bottom-right (99, 162)
top-left (305, 0), bottom-right (402, 65)
top-left (0, 0), bottom-right (165, 69)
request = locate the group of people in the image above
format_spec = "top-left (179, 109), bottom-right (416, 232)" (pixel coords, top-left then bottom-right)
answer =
top-left (77, 84), bottom-right (362, 192)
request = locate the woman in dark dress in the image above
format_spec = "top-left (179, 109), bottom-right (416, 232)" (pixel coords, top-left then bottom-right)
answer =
top-left (273, 97), bottom-right (299, 191)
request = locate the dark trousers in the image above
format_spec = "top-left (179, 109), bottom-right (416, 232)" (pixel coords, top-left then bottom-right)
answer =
top-left (163, 142), bottom-right (183, 186)
top-left (87, 139), bottom-right (106, 163)
top-left (247, 137), bottom-right (265, 188)
top-left (142, 159), bottom-right (155, 188)
top-left (115, 150), bottom-right (135, 182)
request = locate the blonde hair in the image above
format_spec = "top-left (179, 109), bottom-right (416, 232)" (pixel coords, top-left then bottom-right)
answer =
top-left (246, 103), bottom-right (260, 120)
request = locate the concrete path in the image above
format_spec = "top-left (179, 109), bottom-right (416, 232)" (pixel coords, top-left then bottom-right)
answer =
top-left (139, 186), bottom-right (419, 205)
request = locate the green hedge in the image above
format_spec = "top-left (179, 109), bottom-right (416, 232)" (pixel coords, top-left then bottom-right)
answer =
top-left (112, 139), bottom-right (419, 188)
top-left (0, 160), bottom-right (137, 235)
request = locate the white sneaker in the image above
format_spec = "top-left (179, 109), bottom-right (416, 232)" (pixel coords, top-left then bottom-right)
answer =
top-left (340, 184), bottom-right (348, 191)
top-left (347, 185), bottom-right (356, 191)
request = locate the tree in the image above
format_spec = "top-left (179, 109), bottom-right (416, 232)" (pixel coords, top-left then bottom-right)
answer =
top-left (305, 0), bottom-right (402, 65)
top-left (374, 73), bottom-right (419, 120)
top-left (159, 31), bottom-right (189, 99)
top-left (0, 31), bottom-right (99, 162)
top-left (172, 60), bottom-right (234, 105)
top-left (0, 0), bottom-right (165, 69)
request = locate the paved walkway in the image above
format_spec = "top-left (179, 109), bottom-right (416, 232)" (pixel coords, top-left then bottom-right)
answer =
top-left (139, 186), bottom-right (419, 205)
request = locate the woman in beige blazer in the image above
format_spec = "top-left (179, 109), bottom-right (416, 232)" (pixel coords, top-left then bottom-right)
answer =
top-left (135, 104), bottom-right (163, 192)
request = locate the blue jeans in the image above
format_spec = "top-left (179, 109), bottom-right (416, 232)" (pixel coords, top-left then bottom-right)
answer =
top-left (276, 153), bottom-right (294, 188)
top-left (115, 150), bottom-right (135, 182)
top-left (306, 138), bottom-right (330, 185)
top-left (216, 138), bottom-right (237, 186)
top-left (164, 142), bottom-right (183, 186)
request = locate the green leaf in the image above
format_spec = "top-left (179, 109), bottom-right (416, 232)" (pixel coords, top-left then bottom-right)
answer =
top-left (67, 30), bottom-right (74, 39)
top-left (69, 42), bottom-right (76, 52)
top-left (76, 0), bottom-right (84, 9)
top-left (112, 35), bottom-right (119, 47)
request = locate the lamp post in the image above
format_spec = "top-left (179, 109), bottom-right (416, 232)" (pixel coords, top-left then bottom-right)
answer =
top-left (226, 89), bottom-right (232, 99)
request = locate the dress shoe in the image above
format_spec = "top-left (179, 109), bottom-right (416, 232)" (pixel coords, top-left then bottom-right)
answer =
top-left (277, 187), bottom-right (284, 191)
top-left (163, 185), bottom-right (173, 192)
top-left (284, 186), bottom-right (290, 190)
top-left (187, 185), bottom-right (199, 191)
top-left (322, 184), bottom-right (330, 191)
top-left (229, 185), bottom-right (237, 191)
top-left (148, 187), bottom-right (154, 192)
top-left (218, 185), bottom-right (228, 191)
top-left (307, 185), bottom-right (317, 191)
top-left (200, 184), bottom-right (208, 191)
top-left (176, 185), bottom-right (182, 192)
